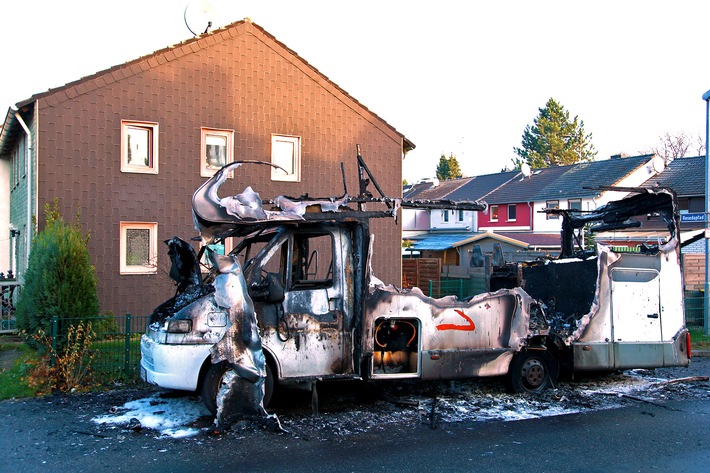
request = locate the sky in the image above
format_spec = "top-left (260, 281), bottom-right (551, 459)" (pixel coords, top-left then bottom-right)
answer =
top-left (2, 1), bottom-right (710, 183)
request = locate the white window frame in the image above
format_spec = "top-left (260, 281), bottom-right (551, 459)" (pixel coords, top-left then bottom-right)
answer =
top-left (271, 134), bottom-right (301, 182)
top-left (120, 222), bottom-right (158, 274)
top-left (200, 128), bottom-right (234, 177)
top-left (121, 120), bottom-right (159, 174)
top-left (490, 205), bottom-right (499, 222)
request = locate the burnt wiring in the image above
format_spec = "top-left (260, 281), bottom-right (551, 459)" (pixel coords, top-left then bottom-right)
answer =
top-left (374, 320), bottom-right (418, 374)
top-left (375, 320), bottom-right (417, 348)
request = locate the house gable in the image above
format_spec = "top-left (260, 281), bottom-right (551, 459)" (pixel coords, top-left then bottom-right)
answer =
top-left (13, 20), bottom-right (412, 153)
top-left (2, 19), bottom-right (410, 316)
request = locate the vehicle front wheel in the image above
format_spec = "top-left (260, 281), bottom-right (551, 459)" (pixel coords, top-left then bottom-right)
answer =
top-left (201, 361), bottom-right (274, 415)
top-left (506, 349), bottom-right (558, 394)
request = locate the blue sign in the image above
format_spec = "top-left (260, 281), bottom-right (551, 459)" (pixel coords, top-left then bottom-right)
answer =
top-left (681, 213), bottom-right (706, 223)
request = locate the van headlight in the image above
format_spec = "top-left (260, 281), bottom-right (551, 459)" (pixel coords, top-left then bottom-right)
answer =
top-left (166, 319), bottom-right (193, 333)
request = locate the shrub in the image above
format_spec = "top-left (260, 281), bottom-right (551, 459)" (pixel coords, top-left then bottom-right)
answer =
top-left (26, 322), bottom-right (96, 393)
top-left (15, 201), bottom-right (99, 351)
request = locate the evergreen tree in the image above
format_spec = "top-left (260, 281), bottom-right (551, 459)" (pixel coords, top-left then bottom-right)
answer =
top-left (513, 98), bottom-right (597, 169)
top-left (16, 201), bottom-right (99, 350)
top-left (435, 153), bottom-right (463, 180)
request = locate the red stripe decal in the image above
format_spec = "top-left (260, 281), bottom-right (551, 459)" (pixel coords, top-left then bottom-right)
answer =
top-left (436, 309), bottom-right (476, 331)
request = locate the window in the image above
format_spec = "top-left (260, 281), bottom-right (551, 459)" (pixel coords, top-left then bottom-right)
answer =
top-left (200, 128), bottom-right (234, 177)
top-left (271, 135), bottom-right (301, 182)
top-left (568, 199), bottom-right (582, 211)
top-left (120, 222), bottom-right (158, 274)
top-left (458, 209), bottom-right (464, 222)
top-left (11, 145), bottom-right (17, 188)
top-left (200, 238), bottom-right (234, 271)
top-left (490, 205), bottom-right (499, 222)
top-left (508, 204), bottom-right (517, 221)
top-left (11, 135), bottom-right (25, 189)
top-left (443, 210), bottom-right (449, 222)
top-left (546, 200), bottom-right (559, 220)
top-left (290, 233), bottom-right (334, 289)
top-left (121, 121), bottom-right (158, 174)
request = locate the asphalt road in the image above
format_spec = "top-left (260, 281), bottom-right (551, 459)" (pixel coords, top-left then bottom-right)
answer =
top-left (1, 359), bottom-right (709, 473)
top-left (1, 396), bottom-right (708, 472)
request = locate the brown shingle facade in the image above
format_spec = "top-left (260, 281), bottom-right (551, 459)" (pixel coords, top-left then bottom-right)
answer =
top-left (1, 20), bottom-right (411, 316)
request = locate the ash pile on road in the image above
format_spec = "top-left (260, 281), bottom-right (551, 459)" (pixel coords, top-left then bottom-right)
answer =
top-left (227, 359), bottom-right (709, 442)
top-left (82, 358), bottom-right (708, 442)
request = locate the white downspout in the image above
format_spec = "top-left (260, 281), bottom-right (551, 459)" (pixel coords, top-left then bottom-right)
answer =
top-left (12, 107), bottom-right (32, 275)
top-left (527, 201), bottom-right (534, 231)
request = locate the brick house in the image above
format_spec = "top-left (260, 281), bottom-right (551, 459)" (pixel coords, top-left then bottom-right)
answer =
top-left (0, 19), bottom-right (413, 316)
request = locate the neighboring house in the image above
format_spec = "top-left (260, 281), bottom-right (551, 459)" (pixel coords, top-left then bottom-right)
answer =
top-left (0, 155), bottom-right (9, 274)
top-left (402, 171), bottom-right (518, 263)
top-left (481, 154), bottom-right (664, 233)
top-left (0, 19), bottom-right (413, 316)
top-left (641, 155), bottom-right (705, 253)
top-left (402, 172), bottom-right (518, 234)
top-left (616, 155), bottom-right (706, 292)
top-left (403, 154), bottom-right (665, 271)
top-left (478, 166), bottom-right (568, 233)
top-left (403, 177), bottom-right (475, 234)
top-left (453, 231), bottom-right (561, 268)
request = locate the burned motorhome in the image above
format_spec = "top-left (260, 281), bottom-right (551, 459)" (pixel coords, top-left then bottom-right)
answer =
top-left (140, 151), bottom-right (691, 426)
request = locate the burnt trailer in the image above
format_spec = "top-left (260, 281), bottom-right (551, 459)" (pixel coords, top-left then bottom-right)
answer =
top-left (140, 152), bottom-right (691, 425)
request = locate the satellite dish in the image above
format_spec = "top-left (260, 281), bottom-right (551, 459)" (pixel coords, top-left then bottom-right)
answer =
top-left (184, 1), bottom-right (215, 36)
top-left (651, 155), bottom-right (665, 173)
top-left (520, 163), bottom-right (532, 177)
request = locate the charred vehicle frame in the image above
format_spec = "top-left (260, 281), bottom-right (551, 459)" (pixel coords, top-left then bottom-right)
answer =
top-left (140, 148), bottom-right (691, 425)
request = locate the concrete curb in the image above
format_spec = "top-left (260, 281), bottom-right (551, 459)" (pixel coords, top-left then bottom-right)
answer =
top-left (692, 349), bottom-right (710, 358)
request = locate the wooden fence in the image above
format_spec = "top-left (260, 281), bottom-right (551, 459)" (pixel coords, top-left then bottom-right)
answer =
top-left (683, 254), bottom-right (705, 289)
top-left (402, 258), bottom-right (440, 295)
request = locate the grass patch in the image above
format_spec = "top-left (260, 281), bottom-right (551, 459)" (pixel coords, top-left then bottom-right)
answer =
top-left (0, 343), bottom-right (43, 400)
top-left (689, 327), bottom-right (710, 350)
top-left (0, 331), bottom-right (143, 400)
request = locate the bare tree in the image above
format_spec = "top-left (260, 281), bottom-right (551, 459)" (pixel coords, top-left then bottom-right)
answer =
top-left (694, 133), bottom-right (706, 156)
top-left (644, 131), bottom-right (706, 163)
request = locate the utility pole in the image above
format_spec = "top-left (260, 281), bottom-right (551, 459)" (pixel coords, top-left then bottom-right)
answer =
top-left (702, 89), bottom-right (710, 336)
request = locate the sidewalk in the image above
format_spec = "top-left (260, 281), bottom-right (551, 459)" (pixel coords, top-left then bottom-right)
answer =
top-left (693, 349), bottom-right (710, 358)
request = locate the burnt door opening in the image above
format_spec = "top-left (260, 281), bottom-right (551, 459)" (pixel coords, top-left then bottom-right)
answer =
top-left (275, 230), bottom-right (354, 378)
top-left (372, 317), bottom-right (420, 377)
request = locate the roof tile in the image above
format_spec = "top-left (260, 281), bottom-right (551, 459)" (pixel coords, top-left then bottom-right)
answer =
top-left (643, 155), bottom-right (704, 197)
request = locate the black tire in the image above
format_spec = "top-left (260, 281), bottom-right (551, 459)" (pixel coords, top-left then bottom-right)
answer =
top-left (201, 361), bottom-right (274, 415)
top-left (506, 349), bottom-right (558, 394)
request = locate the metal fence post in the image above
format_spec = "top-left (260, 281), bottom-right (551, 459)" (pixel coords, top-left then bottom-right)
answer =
top-left (50, 315), bottom-right (58, 366)
top-left (124, 313), bottom-right (132, 373)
